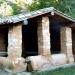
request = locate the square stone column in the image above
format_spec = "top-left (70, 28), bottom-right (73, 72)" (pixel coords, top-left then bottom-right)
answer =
top-left (37, 16), bottom-right (51, 57)
top-left (8, 23), bottom-right (22, 57)
top-left (60, 27), bottom-right (74, 63)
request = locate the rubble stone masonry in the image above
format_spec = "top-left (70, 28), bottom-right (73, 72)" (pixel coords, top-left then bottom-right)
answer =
top-left (8, 24), bottom-right (22, 57)
top-left (60, 27), bottom-right (74, 63)
top-left (37, 16), bottom-right (51, 57)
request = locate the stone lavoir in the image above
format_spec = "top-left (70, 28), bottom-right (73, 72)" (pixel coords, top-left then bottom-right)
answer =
top-left (0, 7), bottom-right (75, 71)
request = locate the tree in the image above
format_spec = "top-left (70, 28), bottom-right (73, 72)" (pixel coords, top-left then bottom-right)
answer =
top-left (27, 0), bottom-right (75, 18)
top-left (0, 0), bottom-right (75, 19)
top-left (0, 1), bottom-right (13, 16)
top-left (0, 0), bottom-right (29, 16)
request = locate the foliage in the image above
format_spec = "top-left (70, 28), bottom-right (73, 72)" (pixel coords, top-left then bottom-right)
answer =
top-left (0, 0), bottom-right (75, 19)
top-left (27, 0), bottom-right (75, 19)
top-left (0, 1), bottom-right (13, 16)
top-left (11, 4), bottom-right (21, 15)
top-left (0, 0), bottom-right (28, 16)
top-left (12, 0), bottom-right (28, 14)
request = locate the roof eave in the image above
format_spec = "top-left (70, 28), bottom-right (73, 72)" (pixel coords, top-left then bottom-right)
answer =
top-left (53, 8), bottom-right (75, 23)
top-left (0, 7), bottom-right (75, 25)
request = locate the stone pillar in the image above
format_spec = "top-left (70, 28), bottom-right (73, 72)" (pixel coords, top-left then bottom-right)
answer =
top-left (37, 16), bottom-right (51, 57)
top-left (8, 24), bottom-right (22, 57)
top-left (60, 27), bottom-right (74, 63)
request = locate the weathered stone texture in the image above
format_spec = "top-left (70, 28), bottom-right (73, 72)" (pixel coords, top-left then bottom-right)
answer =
top-left (8, 24), bottom-right (22, 57)
top-left (27, 54), bottom-right (67, 71)
top-left (0, 57), bottom-right (27, 72)
top-left (27, 55), bottom-right (52, 71)
top-left (37, 16), bottom-right (51, 56)
top-left (60, 27), bottom-right (74, 63)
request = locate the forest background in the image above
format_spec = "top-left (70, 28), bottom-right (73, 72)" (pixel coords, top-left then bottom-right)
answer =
top-left (0, 0), bottom-right (75, 19)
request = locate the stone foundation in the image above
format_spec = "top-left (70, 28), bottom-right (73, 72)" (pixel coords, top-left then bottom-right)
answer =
top-left (27, 54), bottom-right (67, 71)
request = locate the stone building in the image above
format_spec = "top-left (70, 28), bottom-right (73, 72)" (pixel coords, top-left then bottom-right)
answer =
top-left (0, 7), bottom-right (75, 69)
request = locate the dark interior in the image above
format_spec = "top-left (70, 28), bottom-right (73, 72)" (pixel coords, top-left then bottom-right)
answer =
top-left (72, 28), bottom-right (75, 59)
top-left (50, 21), bottom-right (63, 54)
top-left (22, 18), bottom-right (38, 57)
top-left (4, 27), bottom-right (8, 52)
top-left (22, 14), bottom-right (70, 56)
top-left (0, 26), bottom-right (8, 56)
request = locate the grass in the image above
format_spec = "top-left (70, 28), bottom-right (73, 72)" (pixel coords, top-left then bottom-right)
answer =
top-left (32, 64), bottom-right (75, 75)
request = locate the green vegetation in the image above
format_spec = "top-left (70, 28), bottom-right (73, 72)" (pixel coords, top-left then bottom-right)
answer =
top-left (0, 0), bottom-right (75, 19)
top-left (0, 0), bottom-right (28, 16)
top-left (32, 65), bottom-right (75, 75)
top-left (27, 0), bottom-right (75, 19)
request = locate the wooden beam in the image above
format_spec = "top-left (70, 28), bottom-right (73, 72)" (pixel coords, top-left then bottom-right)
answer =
top-left (65, 23), bottom-right (75, 28)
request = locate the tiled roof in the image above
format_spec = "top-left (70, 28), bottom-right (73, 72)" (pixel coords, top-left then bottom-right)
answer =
top-left (0, 7), bottom-right (75, 25)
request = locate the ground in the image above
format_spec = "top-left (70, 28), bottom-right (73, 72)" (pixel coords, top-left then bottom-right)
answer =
top-left (0, 64), bottom-right (75, 75)
top-left (32, 65), bottom-right (75, 75)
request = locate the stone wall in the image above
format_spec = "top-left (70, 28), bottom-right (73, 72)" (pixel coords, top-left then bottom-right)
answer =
top-left (8, 24), bottom-right (22, 57)
top-left (60, 27), bottom-right (74, 63)
top-left (37, 16), bottom-right (51, 57)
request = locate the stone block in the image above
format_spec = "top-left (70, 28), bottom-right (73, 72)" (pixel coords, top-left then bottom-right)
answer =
top-left (27, 54), bottom-right (68, 71)
top-left (52, 54), bottom-right (68, 66)
top-left (2, 56), bottom-right (27, 72)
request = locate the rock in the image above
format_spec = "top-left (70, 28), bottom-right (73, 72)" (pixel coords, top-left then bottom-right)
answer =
top-left (0, 57), bottom-right (6, 63)
top-left (27, 54), bottom-right (68, 71)
top-left (51, 54), bottom-right (68, 66)
top-left (0, 56), bottom-right (27, 72)
top-left (0, 54), bottom-right (68, 72)
top-left (27, 55), bottom-right (53, 71)
top-left (6, 57), bottom-right (27, 72)
top-left (0, 57), bottom-right (7, 70)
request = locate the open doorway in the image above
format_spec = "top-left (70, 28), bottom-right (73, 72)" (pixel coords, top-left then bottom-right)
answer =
top-left (22, 18), bottom-right (38, 57)
top-left (50, 21), bottom-right (63, 54)
top-left (72, 28), bottom-right (75, 60)
top-left (0, 26), bottom-right (8, 56)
